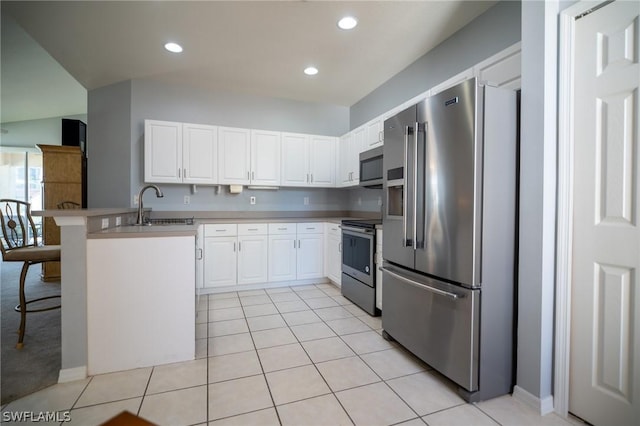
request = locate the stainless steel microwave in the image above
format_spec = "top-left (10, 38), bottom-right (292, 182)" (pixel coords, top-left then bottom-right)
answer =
top-left (359, 146), bottom-right (383, 188)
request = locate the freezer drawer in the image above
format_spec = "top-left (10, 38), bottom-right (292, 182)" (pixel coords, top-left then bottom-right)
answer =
top-left (381, 265), bottom-right (479, 392)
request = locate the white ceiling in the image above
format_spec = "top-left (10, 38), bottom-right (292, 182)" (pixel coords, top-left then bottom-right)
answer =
top-left (1, 1), bottom-right (497, 124)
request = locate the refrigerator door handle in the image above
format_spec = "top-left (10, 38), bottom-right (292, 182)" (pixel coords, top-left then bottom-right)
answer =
top-left (403, 125), bottom-right (410, 247)
top-left (413, 121), bottom-right (419, 250)
top-left (381, 267), bottom-right (461, 300)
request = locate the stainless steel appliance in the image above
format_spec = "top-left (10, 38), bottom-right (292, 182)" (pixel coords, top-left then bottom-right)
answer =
top-left (359, 146), bottom-right (383, 188)
top-left (381, 77), bottom-right (517, 402)
top-left (341, 219), bottom-right (381, 316)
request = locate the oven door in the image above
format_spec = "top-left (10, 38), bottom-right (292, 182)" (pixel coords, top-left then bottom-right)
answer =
top-left (341, 226), bottom-right (375, 287)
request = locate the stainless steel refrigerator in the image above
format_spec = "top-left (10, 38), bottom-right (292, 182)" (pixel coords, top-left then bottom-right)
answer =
top-left (381, 77), bottom-right (517, 402)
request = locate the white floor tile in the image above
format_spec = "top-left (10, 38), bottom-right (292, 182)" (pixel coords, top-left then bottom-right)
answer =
top-left (195, 338), bottom-right (207, 359)
top-left (281, 310), bottom-right (322, 326)
top-left (357, 314), bottom-right (383, 330)
top-left (386, 371), bottom-right (464, 416)
top-left (246, 314), bottom-right (287, 331)
top-left (146, 359), bottom-right (207, 395)
top-left (243, 303), bottom-right (279, 318)
top-left (209, 318), bottom-right (249, 337)
top-left (209, 333), bottom-right (254, 356)
top-left (301, 336), bottom-right (356, 363)
top-left (274, 300), bottom-right (309, 313)
top-left (240, 295), bottom-right (272, 306)
top-left (423, 404), bottom-right (499, 426)
top-left (208, 375), bottom-right (273, 421)
top-left (325, 317), bottom-right (371, 335)
top-left (303, 296), bottom-right (340, 309)
top-left (291, 284), bottom-right (318, 292)
top-left (340, 330), bottom-right (395, 354)
top-left (476, 395), bottom-right (576, 426)
top-left (265, 365), bottom-right (331, 405)
top-left (295, 289), bottom-right (327, 300)
top-left (251, 327), bottom-right (297, 349)
top-left (360, 348), bottom-right (427, 380)
top-left (335, 382), bottom-right (416, 426)
top-left (343, 304), bottom-right (369, 317)
top-left (208, 350), bottom-right (262, 383)
top-left (210, 297), bottom-right (242, 310)
top-left (316, 356), bottom-right (380, 392)
top-left (277, 394), bottom-right (353, 426)
top-left (66, 398), bottom-right (142, 426)
top-left (314, 306), bottom-right (354, 321)
top-left (196, 322), bottom-right (208, 339)
top-left (209, 407), bottom-right (280, 425)
top-left (2, 379), bottom-right (90, 414)
top-left (268, 292), bottom-right (301, 302)
top-left (209, 307), bottom-right (245, 322)
top-left (139, 385), bottom-right (207, 426)
top-left (319, 287), bottom-right (342, 297)
top-left (75, 368), bottom-right (151, 408)
top-left (196, 309), bottom-right (208, 323)
top-left (257, 343), bottom-right (311, 373)
top-left (238, 289), bottom-right (267, 298)
top-left (331, 295), bottom-right (354, 306)
top-left (209, 292), bottom-right (239, 300)
top-left (266, 287), bottom-right (294, 294)
top-left (290, 322), bottom-right (336, 342)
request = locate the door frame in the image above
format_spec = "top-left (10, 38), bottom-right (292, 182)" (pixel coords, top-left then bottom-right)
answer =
top-left (554, 0), bottom-right (612, 418)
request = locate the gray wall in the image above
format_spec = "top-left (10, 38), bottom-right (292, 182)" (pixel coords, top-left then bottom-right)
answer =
top-left (0, 114), bottom-right (87, 148)
top-left (350, 0), bottom-right (521, 128)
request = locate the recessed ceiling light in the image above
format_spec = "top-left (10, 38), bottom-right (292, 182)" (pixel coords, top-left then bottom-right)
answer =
top-left (164, 42), bottom-right (183, 53)
top-left (338, 16), bottom-right (358, 30)
top-left (304, 66), bottom-right (319, 76)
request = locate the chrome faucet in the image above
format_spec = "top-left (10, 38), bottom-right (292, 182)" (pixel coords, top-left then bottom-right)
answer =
top-left (136, 184), bottom-right (164, 225)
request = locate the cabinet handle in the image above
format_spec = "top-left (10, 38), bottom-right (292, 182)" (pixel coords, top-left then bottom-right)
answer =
top-left (310, 173), bottom-right (313, 183)
top-left (338, 242), bottom-right (342, 253)
top-left (379, 130), bottom-right (383, 142)
top-left (247, 171), bottom-right (250, 180)
top-left (306, 173), bottom-right (309, 183)
top-left (238, 242), bottom-right (241, 251)
top-left (234, 242), bottom-right (237, 252)
top-left (252, 171), bottom-right (255, 180)
top-left (178, 168), bottom-right (181, 178)
top-left (298, 240), bottom-right (301, 249)
top-left (306, 227), bottom-right (315, 230)
top-left (293, 240), bottom-right (296, 249)
top-left (278, 227), bottom-right (288, 231)
top-left (197, 248), bottom-right (203, 260)
top-left (215, 229), bottom-right (225, 232)
top-left (184, 168), bottom-right (187, 178)
top-left (248, 228), bottom-right (258, 231)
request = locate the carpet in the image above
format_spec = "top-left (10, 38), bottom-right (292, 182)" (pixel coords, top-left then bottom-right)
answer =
top-left (1, 260), bottom-right (61, 405)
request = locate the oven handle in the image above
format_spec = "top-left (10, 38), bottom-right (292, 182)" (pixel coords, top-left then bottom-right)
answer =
top-left (380, 267), bottom-right (461, 300)
top-left (339, 225), bottom-right (375, 235)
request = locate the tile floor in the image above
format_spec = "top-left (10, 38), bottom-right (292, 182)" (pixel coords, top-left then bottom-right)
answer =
top-left (1, 283), bottom-right (581, 426)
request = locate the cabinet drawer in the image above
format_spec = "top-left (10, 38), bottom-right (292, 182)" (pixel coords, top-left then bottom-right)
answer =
top-left (326, 222), bottom-right (341, 237)
top-left (204, 224), bottom-right (237, 237)
top-left (268, 223), bottom-right (296, 235)
top-left (297, 223), bottom-right (324, 234)
top-left (238, 223), bottom-right (268, 235)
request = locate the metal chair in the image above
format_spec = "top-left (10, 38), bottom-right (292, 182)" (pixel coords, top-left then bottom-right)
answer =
top-left (0, 199), bottom-right (61, 349)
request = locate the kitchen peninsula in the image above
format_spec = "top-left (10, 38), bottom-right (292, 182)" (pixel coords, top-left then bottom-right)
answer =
top-left (40, 208), bottom-right (197, 382)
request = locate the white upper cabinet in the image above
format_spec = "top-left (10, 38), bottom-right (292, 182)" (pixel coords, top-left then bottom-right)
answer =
top-left (365, 117), bottom-right (384, 149)
top-left (474, 42), bottom-right (522, 90)
top-left (145, 120), bottom-right (217, 184)
top-left (182, 123), bottom-right (218, 184)
top-left (339, 127), bottom-right (364, 187)
top-left (218, 126), bottom-right (251, 184)
top-left (250, 130), bottom-right (281, 186)
top-left (281, 132), bottom-right (336, 187)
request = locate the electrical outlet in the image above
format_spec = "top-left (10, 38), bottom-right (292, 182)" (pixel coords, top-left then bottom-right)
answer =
top-left (101, 218), bottom-right (109, 229)
top-left (133, 195), bottom-right (139, 206)
top-left (250, 196), bottom-right (256, 205)
top-left (303, 197), bottom-right (309, 205)
top-left (184, 195), bottom-right (190, 205)
top-left (115, 216), bottom-right (122, 226)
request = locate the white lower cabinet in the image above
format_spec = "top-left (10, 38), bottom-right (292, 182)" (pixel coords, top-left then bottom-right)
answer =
top-left (268, 222), bottom-right (324, 282)
top-left (237, 225), bottom-right (268, 285)
top-left (204, 230), bottom-right (237, 288)
top-left (296, 223), bottom-right (324, 280)
top-left (325, 223), bottom-right (342, 285)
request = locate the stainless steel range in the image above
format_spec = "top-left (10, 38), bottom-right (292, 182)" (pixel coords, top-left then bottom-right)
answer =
top-left (340, 218), bottom-right (382, 316)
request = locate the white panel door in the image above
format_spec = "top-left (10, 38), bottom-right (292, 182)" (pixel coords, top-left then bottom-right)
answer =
top-left (326, 229), bottom-right (342, 284)
top-left (251, 130), bottom-right (280, 186)
top-left (268, 234), bottom-right (297, 282)
top-left (144, 120), bottom-right (182, 183)
top-left (204, 236), bottom-right (237, 288)
top-left (569, 2), bottom-right (640, 425)
top-left (309, 135), bottom-right (336, 187)
top-left (339, 132), bottom-right (353, 186)
top-left (297, 234), bottom-right (324, 280)
top-left (218, 127), bottom-right (250, 184)
top-left (237, 235), bottom-right (268, 285)
top-left (281, 133), bottom-right (310, 187)
top-left (183, 123), bottom-right (217, 184)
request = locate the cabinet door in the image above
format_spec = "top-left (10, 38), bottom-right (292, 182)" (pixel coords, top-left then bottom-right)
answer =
top-left (366, 117), bottom-right (383, 149)
top-left (218, 127), bottom-right (251, 184)
top-left (144, 120), bottom-right (182, 183)
top-left (280, 133), bottom-right (310, 187)
top-left (204, 236), bottom-right (237, 287)
top-left (183, 123), bottom-right (218, 184)
top-left (297, 234), bottom-right (324, 280)
top-left (309, 135), bottom-right (336, 187)
top-left (251, 130), bottom-right (280, 186)
top-left (268, 234), bottom-right (297, 282)
top-left (351, 126), bottom-right (366, 183)
top-left (237, 235), bottom-right (268, 285)
top-left (339, 132), bottom-right (352, 186)
top-left (326, 229), bottom-right (342, 285)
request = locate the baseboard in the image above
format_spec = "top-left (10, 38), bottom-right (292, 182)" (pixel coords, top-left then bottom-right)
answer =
top-left (513, 385), bottom-right (554, 415)
top-left (58, 366), bottom-right (87, 383)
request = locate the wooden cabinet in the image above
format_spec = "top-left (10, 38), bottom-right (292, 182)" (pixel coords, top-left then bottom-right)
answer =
top-left (325, 223), bottom-right (342, 285)
top-left (218, 127), bottom-right (251, 184)
top-left (38, 144), bottom-right (83, 280)
top-left (144, 120), bottom-right (217, 184)
top-left (281, 133), bottom-right (336, 187)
